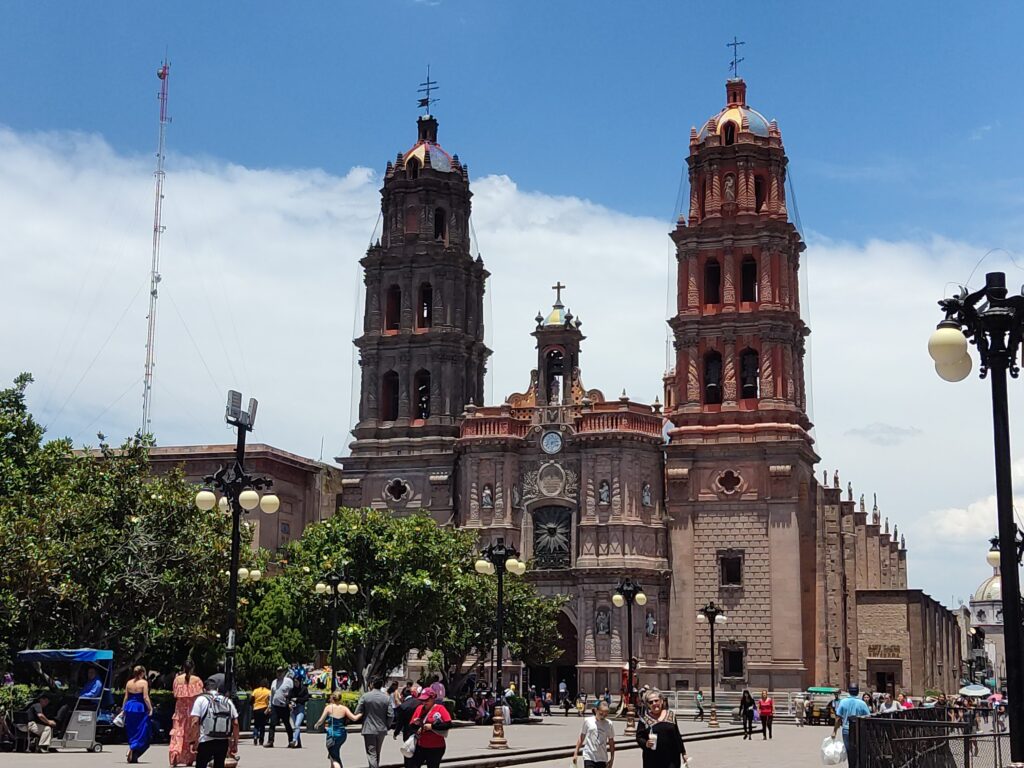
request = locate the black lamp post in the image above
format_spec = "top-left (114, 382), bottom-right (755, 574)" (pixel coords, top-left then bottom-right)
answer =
top-left (475, 542), bottom-right (526, 750)
top-left (194, 390), bottom-right (278, 696)
top-left (696, 600), bottom-right (727, 729)
top-left (314, 571), bottom-right (359, 693)
top-left (612, 578), bottom-right (647, 735)
top-left (929, 271), bottom-right (1024, 764)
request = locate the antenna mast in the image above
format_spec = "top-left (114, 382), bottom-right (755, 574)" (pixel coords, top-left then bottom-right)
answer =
top-left (142, 59), bottom-right (170, 435)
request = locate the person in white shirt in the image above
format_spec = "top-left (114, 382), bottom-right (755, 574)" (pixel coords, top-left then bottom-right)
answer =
top-left (189, 678), bottom-right (239, 768)
top-left (878, 693), bottom-right (902, 714)
top-left (573, 700), bottom-right (616, 768)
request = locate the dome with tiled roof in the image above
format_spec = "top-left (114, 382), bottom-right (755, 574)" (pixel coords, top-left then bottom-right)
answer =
top-left (696, 79), bottom-right (774, 140)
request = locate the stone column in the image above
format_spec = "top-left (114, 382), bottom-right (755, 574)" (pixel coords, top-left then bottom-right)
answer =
top-left (685, 344), bottom-right (700, 405)
top-left (723, 250), bottom-right (736, 306)
top-left (723, 341), bottom-right (737, 407)
top-left (686, 254), bottom-right (699, 309)
top-left (768, 500), bottom-right (803, 663)
top-left (759, 340), bottom-right (775, 399)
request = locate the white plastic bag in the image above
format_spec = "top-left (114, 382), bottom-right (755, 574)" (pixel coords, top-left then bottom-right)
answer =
top-left (821, 735), bottom-right (847, 765)
top-left (113, 711), bottom-right (125, 729)
top-left (400, 733), bottom-right (418, 758)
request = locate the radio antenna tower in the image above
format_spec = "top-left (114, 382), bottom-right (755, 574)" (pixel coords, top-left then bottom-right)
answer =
top-left (142, 59), bottom-right (170, 435)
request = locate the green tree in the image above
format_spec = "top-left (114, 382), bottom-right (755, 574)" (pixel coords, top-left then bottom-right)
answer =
top-left (236, 576), bottom-right (311, 683)
top-left (0, 374), bottom-right (240, 676)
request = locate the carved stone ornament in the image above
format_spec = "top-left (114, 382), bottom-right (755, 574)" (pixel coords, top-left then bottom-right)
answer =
top-left (595, 608), bottom-right (611, 636)
top-left (713, 469), bottom-right (743, 495)
top-left (666, 467), bottom-right (690, 483)
top-left (538, 464), bottom-right (566, 497)
top-left (384, 477), bottom-right (411, 501)
top-left (522, 462), bottom-right (579, 505)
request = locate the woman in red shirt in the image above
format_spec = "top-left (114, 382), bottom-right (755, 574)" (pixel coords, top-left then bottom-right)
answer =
top-left (410, 688), bottom-right (452, 768)
top-left (757, 690), bottom-right (774, 740)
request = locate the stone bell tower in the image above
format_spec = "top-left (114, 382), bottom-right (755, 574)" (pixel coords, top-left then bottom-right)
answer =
top-left (662, 78), bottom-right (819, 690)
top-left (339, 114), bottom-right (491, 521)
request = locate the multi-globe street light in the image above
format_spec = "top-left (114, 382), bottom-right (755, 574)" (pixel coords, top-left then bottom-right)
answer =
top-left (696, 600), bottom-right (727, 729)
top-left (612, 578), bottom-right (647, 735)
top-left (194, 390), bottom-right (278, 695)
top-left (928, 271), bottom-right (1024, 763)
top-left (314, 571), bottom-right (359, 693)
top-left (474, 542), bottom-right (526, 750)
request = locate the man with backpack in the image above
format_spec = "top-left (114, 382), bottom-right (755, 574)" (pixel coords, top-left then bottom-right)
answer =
top-left (190, 678), bottom-right (239, 768)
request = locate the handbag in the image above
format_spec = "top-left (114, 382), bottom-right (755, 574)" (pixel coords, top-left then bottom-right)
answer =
top-left (400, 733), bottom-right (418, 758)
top-left (113, 711), bottom-right (125, 728)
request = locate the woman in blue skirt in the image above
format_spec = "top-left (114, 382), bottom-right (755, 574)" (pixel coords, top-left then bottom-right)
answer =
top-left (121, 665), bottom-right (153, 763)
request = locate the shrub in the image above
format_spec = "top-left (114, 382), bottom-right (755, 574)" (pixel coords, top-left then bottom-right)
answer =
top-left (508, 695), bottom-right (529, 720)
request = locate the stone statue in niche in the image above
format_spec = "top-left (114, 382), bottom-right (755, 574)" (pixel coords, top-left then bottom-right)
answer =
top-left (481, 484), bottom-right (494, 509)
top-left (512, 484), bottom-right (521, 509)
top-left (724, 174), bottom-right (736, 202)
top-left (598, 480), bottom-right (611, 505)
top-left (641, 482), bottom-right (652, 508)
top-left (645, 611), bottom-right (658, 637)
top-left (595, 608), bottom-right (611, 636)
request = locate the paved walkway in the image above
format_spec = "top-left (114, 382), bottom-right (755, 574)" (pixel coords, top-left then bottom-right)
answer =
top-left (2, 718), bottom-right (830, 768)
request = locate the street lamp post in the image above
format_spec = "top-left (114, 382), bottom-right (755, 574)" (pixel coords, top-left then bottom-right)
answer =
top-left (194, 390), bottom-right (278, 696)
top-left (612, 578), bottom-right (647, 735)
top-left (696, 601), bottom-right (727, 729)
top-left (314, 571), bottom-right (359, 693)
top-left (475, 542), bottom-right (527, 750)
top-left (929, 271), bottom-right (1024, 765)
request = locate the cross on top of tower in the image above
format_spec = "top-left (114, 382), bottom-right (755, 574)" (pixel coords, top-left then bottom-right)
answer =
top-left (417, 65), bottom-right (439, 114)
top-left (552, 281), bottom-right (566, 306)
top-left (727, 36), bottom-right (746, 78)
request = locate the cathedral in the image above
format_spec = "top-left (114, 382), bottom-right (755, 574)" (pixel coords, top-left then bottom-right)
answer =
top-left (336, 77), bottom-right (961, 695)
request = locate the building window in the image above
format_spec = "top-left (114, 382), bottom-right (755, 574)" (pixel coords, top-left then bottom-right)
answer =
top-left (407, 157), bottom-right (420, 179)
top-left (740, 257), bottom-right (758, 302)
top-left (381, 371), bottom-right (400, 421)
top-left (414, 369), bottom-right (431, 420)
top-left (739, 349), bottom-right (759, 399)
top-left (703, 351), bottom-right (723, 405)
top-left (434, 208), bottom-right (447, 242)
top-left (704, 260), bottom-right (721, 305)
top-left (754, 176), bottom-right (766, 213)
top-left (384, 285), bottom-right (402, 331)
top-left (723, 121), bottom-right (737, 146)
top-left (720, 550), bottom-right (743, 586)
top-left (722, 647), bottom-right (744, 678)
top-left (417, 283), bottom-right (433, 329)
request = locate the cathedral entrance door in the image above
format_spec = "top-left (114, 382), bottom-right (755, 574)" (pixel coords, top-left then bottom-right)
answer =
top-left (528, 611), bottom-right (578, 700)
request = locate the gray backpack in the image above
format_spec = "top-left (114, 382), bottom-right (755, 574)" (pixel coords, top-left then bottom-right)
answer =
top-left (201, 694), bottom-right (233, 738)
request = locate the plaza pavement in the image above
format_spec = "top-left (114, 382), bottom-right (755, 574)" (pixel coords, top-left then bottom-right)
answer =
top-left (3, 716), bottom-right (831, 768)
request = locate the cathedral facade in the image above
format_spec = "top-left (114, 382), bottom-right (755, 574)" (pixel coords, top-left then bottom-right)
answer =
top-left (339, 79), bottom-right (960, 695)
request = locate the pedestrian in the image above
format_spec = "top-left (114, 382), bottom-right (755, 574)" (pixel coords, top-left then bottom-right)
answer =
top-left (316, 690), bottom-right (359, 768)
top-left (123, 665), bottom-right (154, 763)
top-left (189, 677), bottom-right (239, 768)
top-left (833, 685), bottom-right (871, 767)
top-left (289, 671), bottom-right (311, 748)
top-left (602, 687), bottom-right (612, 707)
top-left (250, 678), bottom-right (271, 747)
top-left (793, 694), bottom-right (806, 727)
top-left (25, 693), bottom-right (57, 753)
top-left (409, 688), bottom-right (452, 768)
top-left (559, 679), bottom-right (568, 704)
top-left (694, 689), bottom-right (704, 722)
top-left (392, 684), bottom-right (421, 768)
top-left (170, 660), bottom-right (205, 765)
top-left (878, 692), bottom-right (900, 714)
top-left (563, 692), bottom-right (573, 718)
top-left (573, 700), bottom-right (616, 768)
top-left (357, 678), bottom-right (394, 768)
top-left (265, 667), bottom-right (294, 748)
top-left (636, 689), bottom-right (689, 767)
top-left (205, 663), bottom-right (228, 697)
top-left (757, 690), bottom-right (774, 740)
top-left (544, 690), bottom-right (553, 716)
top-left (739, 690), bottom-right (755, 739)
top-left (429, 675), bottom-right (446, 701)
top-left (862, 692), bottom-right (874, 714)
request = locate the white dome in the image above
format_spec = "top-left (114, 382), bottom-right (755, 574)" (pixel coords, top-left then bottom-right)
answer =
top-left (974, 573), bottom-right (1001, 602)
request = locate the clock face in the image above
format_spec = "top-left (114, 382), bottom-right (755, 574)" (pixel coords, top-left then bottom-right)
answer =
top-left (541, 431), bottom-right (563, 454)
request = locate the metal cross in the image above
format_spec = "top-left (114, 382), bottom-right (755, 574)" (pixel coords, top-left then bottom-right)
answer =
top-left (727, 36), bottom-right (746, 77)
top-left (417, 64), bottom-right (439, 113)
top-left (551, 281), bottom-right (566, 304)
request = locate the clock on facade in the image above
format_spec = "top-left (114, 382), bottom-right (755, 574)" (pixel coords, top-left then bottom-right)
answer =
top-left (541, 430), bottom-right (563, 454)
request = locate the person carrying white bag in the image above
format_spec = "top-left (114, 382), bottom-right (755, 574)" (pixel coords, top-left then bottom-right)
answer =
top-left (821, 734), bottom-right (847, 765)
top-left (831, 685), bottom-right (870, 765)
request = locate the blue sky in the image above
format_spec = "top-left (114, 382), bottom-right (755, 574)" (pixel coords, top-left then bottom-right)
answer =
top-left (3, 2), bottom-right (1022, 242)
top-left (3, 2), bottom-right (1024, 605)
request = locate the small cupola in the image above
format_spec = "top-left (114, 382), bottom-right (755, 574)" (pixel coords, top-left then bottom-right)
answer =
top-left (417, 115), bottom-right (439, 143)
top-left (726, 78), bottom-right (747, 107)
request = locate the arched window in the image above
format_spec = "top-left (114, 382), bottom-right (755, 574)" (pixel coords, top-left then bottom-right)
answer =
top-left (414, 369), bottom-right (431, 420)
top-left (704, 259), bottom-right (721, 305)
top-left (545, 348), bottom-right (565, 404)
top-left (739, 349), bottom-right (759, 399)
top-left (741, 257), bottom-right (758, 302)
top-left (754, 176), bottom-right (766, 213)
top-left (384, 285), bottom-right (401, 331)
top-left (434, 208), bottom-right (447, 242)
top-left (407, 157), bottom-right (420, 179)
top-left (723, 121), bottom-right (737, 146)
top-left (417, 283), bottom-right (433, 329)
top-left (381, 371), bottom-right (400, 421)
top-left (703, 351), bottom-right (723, 405)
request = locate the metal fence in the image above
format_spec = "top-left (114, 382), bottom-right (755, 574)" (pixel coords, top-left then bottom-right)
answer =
top-left (850, 707), bottom-right (1008, 768)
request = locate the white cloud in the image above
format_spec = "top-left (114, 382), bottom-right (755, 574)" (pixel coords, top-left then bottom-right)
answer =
top-left (2, 124), bottom-right (1022, 606)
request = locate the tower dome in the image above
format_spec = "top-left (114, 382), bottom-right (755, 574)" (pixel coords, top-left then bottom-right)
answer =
top-left (696, 79), bottom-right (774, 141)
top-left (974, 573), bottom-right (1002, 602)
top-left (403, 115), bottom-right (456, 173)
